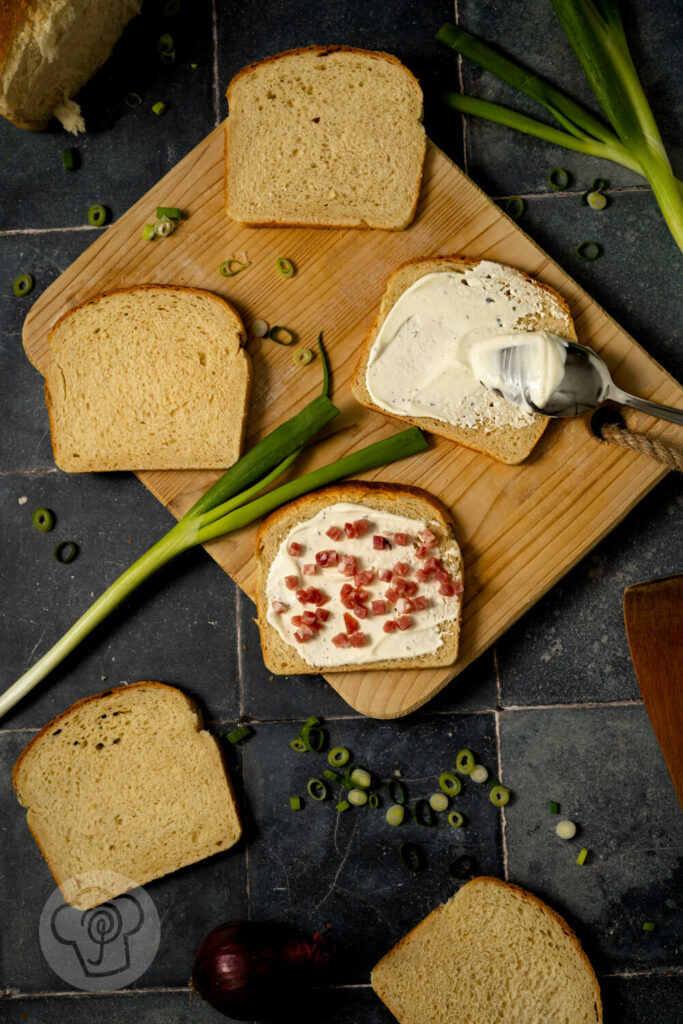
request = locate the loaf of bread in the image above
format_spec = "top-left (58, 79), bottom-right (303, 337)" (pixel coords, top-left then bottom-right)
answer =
top-left (352, 256), bottom-right (577, 464)
top-left (43, 284), bottom-right (252, 472)
top-left (226, 46), bottom-right (426, 230)
top-left (0, 0), bottom-right (141, 132)
top-left (13, 682), bottom-right (242, 910)
top-left (371, 876), bottom-right (603, 1024)
top-left (255, 481), bottom-right (463, 675)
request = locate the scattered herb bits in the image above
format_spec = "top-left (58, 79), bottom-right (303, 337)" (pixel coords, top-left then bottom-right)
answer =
top-left (226, 725), bottom-right (253, 744)
top-left (439, 772), bottom-right (462, 796)
top-left (87, 204), bottom-right (108, 227)
top-left (548, 167), bottom-right (570, 190)
top-left (489, 784), bottom-right (510, 807)
top-left (13, 273), bottom-right (34, 297)
top-left (555, 819), bottom-right (577, 840)
top-left (293, 348), bottom-right (313, 367)
top-left (289, 796), bottom-right (302, 811)
top-left (276, 257), bottom-right (295, 278)
top-left (32, 508), bottom-right (54, 532)
top-left (505, 196), bottom-right (525, 219)
top-left (456, 749), bottom-right (475, 775)
top-left (399, 841), bottom-right (424, 872)
top-left (54, 541), bottom-right (79, 564)
top-left (448, 810), bottom-right (465, 828)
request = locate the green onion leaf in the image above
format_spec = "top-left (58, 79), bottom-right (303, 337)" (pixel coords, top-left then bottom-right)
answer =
top-left (32, 508), bottom-right (55, 533)
top-left (12, 273), bottom-right (34, 297)
top-left (470, 764), bottom-right (489, 784)
top-left (226, 724), bottom-right (253, 744)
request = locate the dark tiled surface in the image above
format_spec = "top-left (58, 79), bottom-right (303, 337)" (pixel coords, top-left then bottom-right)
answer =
top-left (500, 705), bottom-right (683, 972)
top-left (2, 0), bottom-right (682, 1019)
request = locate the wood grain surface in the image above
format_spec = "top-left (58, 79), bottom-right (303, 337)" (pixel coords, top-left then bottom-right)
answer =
top-left (22, 122), bottom-right (682, 718)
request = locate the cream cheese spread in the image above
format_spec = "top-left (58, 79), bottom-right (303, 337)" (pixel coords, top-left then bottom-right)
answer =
top-left (265, 502), bottom-right (462, 668)
top-left (468, 330), bottom-right (567, 414)
top-left (365, 262), bottom-right (563, 432)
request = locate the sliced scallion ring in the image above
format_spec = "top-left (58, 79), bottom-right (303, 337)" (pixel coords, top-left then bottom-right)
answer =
top-left (152, 101), bottom-right (167, 116)
top-left (250, 318), bottom-right (269, 337)
top-left (489, 784), bottom-right (510, 807)
top-left (269, 325), bottom-right (296, 346)
top-left (142, 223), bottom-right (157, 241)
top-left (13, 273), bottom-right (33, 297)
top-left (157, 33), bottom-right (174, 54)
top-left (87, 204), bottom-right (108, 227)
top-left (470, 764), bottom-right (489, 784)
top-left (386, 804), bottom-right (405, 826)
top-left (456, 749), bottom-right (475, 774)
top-left (576, 240), bottom-right (601, 261)
top-left (448, 810), bottom-right (465, 828)
top-left (336, 799), bottom-right (351, 813)
top-left (293, 348), bottom-right (313, 367)
top-left (348, 787), bottom-right (368, 806)
top-left (368, 793), bottom-right (380, 809)
top-left (54, 541), bottom-right (78, 564)
top-left (439, 771), bottom-right (462, 796)
top-left (349, 767), bottom-right (371, 789)
top-left (32, 508), bottom-right (54, 532)
top-left (162, 0), bottom-right (181, 13)
top-left (328, 746), bottom-right (350, 767)
top-left (386, 778), bottom-right (407, 805)
top-left (219, 258), bottom-right (250, 278)
top-left (226, 725), bottom-right (252, 744)
top-left (307, 777), bottom-right (328, 801)
top-left (414, 798), bottom-right (435, 826)
top-left (448, 854), bottom-right (475, 879)
top-left (548, 167), bottom-right (570, 190)
top-left (399, 841), bottom-right (424, 872)
top-left (289, 796), bottom-right (302, 810)
top-left (592, 178), bottom-right (609, 192)
top-left (289, 738), bottom-right (306, 752)
top-left (155, 217), bottom-right (175, 237)
top-left (587, 190), bottom-right (607, 210)
top-left (276, 256), bottom-right (295, 278)
top-left (505, 196), bottom-right (525, 219)
top-left (125, 92), bottom-right (142, 108)
top-left (429, 792), bottom-right (449, 813)
top-left (160, 50), bottom-right (176, 64)
top-left (300, 723), bottom-right (324, 752)
top-left (555, 819), bottom-right (577, 840)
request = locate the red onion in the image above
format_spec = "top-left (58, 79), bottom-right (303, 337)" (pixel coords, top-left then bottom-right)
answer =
top-left (191, 921), bottom-right (336, 1020)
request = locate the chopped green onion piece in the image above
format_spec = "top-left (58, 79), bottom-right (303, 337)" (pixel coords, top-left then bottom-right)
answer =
top-left (142, 223), bottom-right (157, 241)
top-left (323, 768), bottom-right (342, 783)
top-left (642, 921), bottom-right (656, 932)
top-left (190, 62), bottom-right (198, 70)
top-left (592, 178), bottom-right (609, 192)
top-left (548, 167), bottom-right (570, 189)
top-left (386, 804), bottom-right (405, 826)
top-left (328, 746), bottom-right (350, 767)
top-left (289, 796), bottom-right (302, 811)
top-left (386, 779), bottom-right (407, 805)
top-left (470, 764), bottom-right (489, 784)
top-left (456, 749), bottom-right (475, 775)
top-left (226, 724), bottom-right (253, 744)
top-left (163, 0), bottom-right (181, 14)
top-left (575, 240), bottom-right (601, 261)
top-left (448, 810), bottom-right (465, 828)
top-left (54, 541), bottom-right (78, 564)
top-left (414, 799), bottom-right (435, 827)
top-left (303, 715), bottom-right (320, 727)
top-left (336, 799), bottom-right (351, 813)
top-left (369, 793), bottom-right (380, 808)
top-left (250, 319), bottom-right (269, 337)
top-left (307, 777), bottom-right (328, 801)
top-left (156, 206), bottom-right (182, 220)
top-left (505, 196), bottom-right (525, 219)
top-left (61, 148), bottom-right (77, 171)
top-left (269, 325), bottom-right (296, 346)
top-left (276, 257), bottom-right (295, 278)
top-left (448, 854), bottom-right (475, 879)
top-left (399, 841), bottom-right (424, 872)
top-left (318, 332), bottom-right (329, 397)
top-left (87, 204), bottom-right (108, 227)
top-left (152, 101), bottom-right (167, 116)
top-left (587, 190), bottom-right (607, 210)
top-left (300, 722), bottom-right (325, 752)
top-left (157, 33), bottom-right (174, 54)
top-left (160, 50), bottom-right (176, 65)
top-left (349, 767), bottom-right (371, 789)
top-left (439, 771), bottom-right (462, 796)
top-left (293, 348), bottom-right (313, 367)
top-left (556, 819), bottom-right (577, 840)
top-left (125, 92), bottom-right (142, 108)
top-left (549, 800), bottom-right (560, 814)
top-left (348, 788), bottom-right (368, 806)
top-left (12, 273), bottom-right (34, 297)
top-left (290, 738), bottom-right (306, 752)
top-left (155, 217), bottom-right (175, 238)
top-left (32, 508), bottom-right (54, 532)
top-left (489, 784), bottom-right (510, 807)
top-left (429, 792), bottom-right (449, 813)
top-left (576, 847), bottom-right (589, 866)
top-left (219, 258), bottom-right (249, 277)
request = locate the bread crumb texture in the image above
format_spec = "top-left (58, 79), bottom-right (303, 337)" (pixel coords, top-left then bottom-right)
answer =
top-left (372, 876), bottom-right (602, 1024)
top-left (227, 47), bottom-right (426, 229)
top-left (13, 682), bottom-right (242, 909)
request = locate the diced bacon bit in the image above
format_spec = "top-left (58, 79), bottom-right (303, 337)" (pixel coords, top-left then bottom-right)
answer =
top-left (404, 580), bottom-right (418, 597)
top-left (294, 625), bottom-right (314, 642)
top-left (316, 549), bottom-right (339, 567)
top-left (355, 569), bottom-right (375, 586)
top-left (332, 632), bottom-right (350, 648)
top-left (296, 588), bottom-right (309, 604)
top-left (383, 619), bottom-right (399, 633)
top-left (354, 603), bottom-right (368, 619)
top-left (302, 610), bottom-right (318, 625)
top-left (416, 568), bottom-right (432, 583)
top-left (315, 607), bottom-right (330, 623)
top-left (340, 583), bottom-right (354, 599)
top-left (425, 556), bottom-right (442, 572)
top-left (385, 586), bottom-right (399, 603)
top-left (439, 583), bottom-right (457, 596)
top-left (354, 588), bottom-right (369, 603)
top-left (285, 575), bottom-right (299, 590)
top-left (308, 588), bottom-right (328, 606)
top-left (344, 521), bottom-right (358, 539)
top-left (377, 567), bottom-right (393, 582)
top-left (397, 598), bottom-right (413, 613)
top-left (353, 518), bottom-right (369, 535)
top-left (303, 563), bottom-right (317, 575)
top-left (393, 577), bottom-right (407, 595)
top-left (413, 595), bottom-right (428, 610)
top-left (349, 632), bottom-right (367, 647)
top-left (272, 600), bottom-right (287, 614)
top-left (394, 532), bottom-right (408, 546)
top-left (340, 555), bottom-right (357, 577)
top-left (393, 561), bottom-right (409, 577)
top-left (415, 545), bottom-right (429, 559)
top-left (396, 615), bottom-right (413, 630)
top-left (344, 612), bottom-right (360, 633)
top-left (373, 535), bottom-right (390, 550)
top-left (435, 569), bottom-right (450, 584)
top-left (452, 579), bottom-right (464, 594)
top-left (291, 614), bottom-right (304, 626)
top-left (287, 541), bottom-right (302, 557)
top-left (371, 599), bottom-right (386, 615)
top-left (419, 527), bottom-right (439, 548)
top-left (326, 525), bottom-right (343, 541)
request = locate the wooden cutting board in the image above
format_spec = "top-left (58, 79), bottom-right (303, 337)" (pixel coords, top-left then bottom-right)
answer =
top-left (22, 123), bottom-right (682, 718)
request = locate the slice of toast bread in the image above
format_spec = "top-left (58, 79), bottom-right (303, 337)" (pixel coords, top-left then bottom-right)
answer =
top-left (225, 46), bottom-right (426, 229)
top-left (352, 256), bottom-right (578, 464)
top-left (254, 481), bottom-right (463, 675)
top-left (13, 682), bottom-right (242, 909)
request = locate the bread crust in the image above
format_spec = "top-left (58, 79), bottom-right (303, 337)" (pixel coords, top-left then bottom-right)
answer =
top-left (254, 481), bottom-right (463, 675)
top-left (225, 46), bottom-right (425, 231)
top-left (372, 875), bottom-right (603, 1024)
top-left (351, 255), bottom-right (577, 464)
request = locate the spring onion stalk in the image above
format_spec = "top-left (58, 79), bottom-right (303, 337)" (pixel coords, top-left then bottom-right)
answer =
top-left (0, 366), bottom-right (428, 719)
top-left (436, 12), bottom-right (683, 250)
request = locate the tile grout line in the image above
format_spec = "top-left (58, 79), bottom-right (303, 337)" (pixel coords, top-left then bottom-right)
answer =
top-left (453, 0), bottom-right (468, 176)
top-left (0, 468), bottom-right (59, 478)
top-left (0, 226), bottom-right (100, 237)
top-left (211, 0), bottom-right (220, 129)
top-left (492, 644), bottom-right (509, 881)
top-left (491, 185), bottom-right (653, 201)
top-left (234, 589), bottom-right (250, 920)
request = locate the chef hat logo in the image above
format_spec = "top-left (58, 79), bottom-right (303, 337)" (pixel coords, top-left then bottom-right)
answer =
top-left (39, 871), bottom-right (160, 991)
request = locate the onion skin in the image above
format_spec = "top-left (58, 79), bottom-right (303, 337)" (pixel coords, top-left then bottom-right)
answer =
top-left (191, 920), bottom-right (335, 1020)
